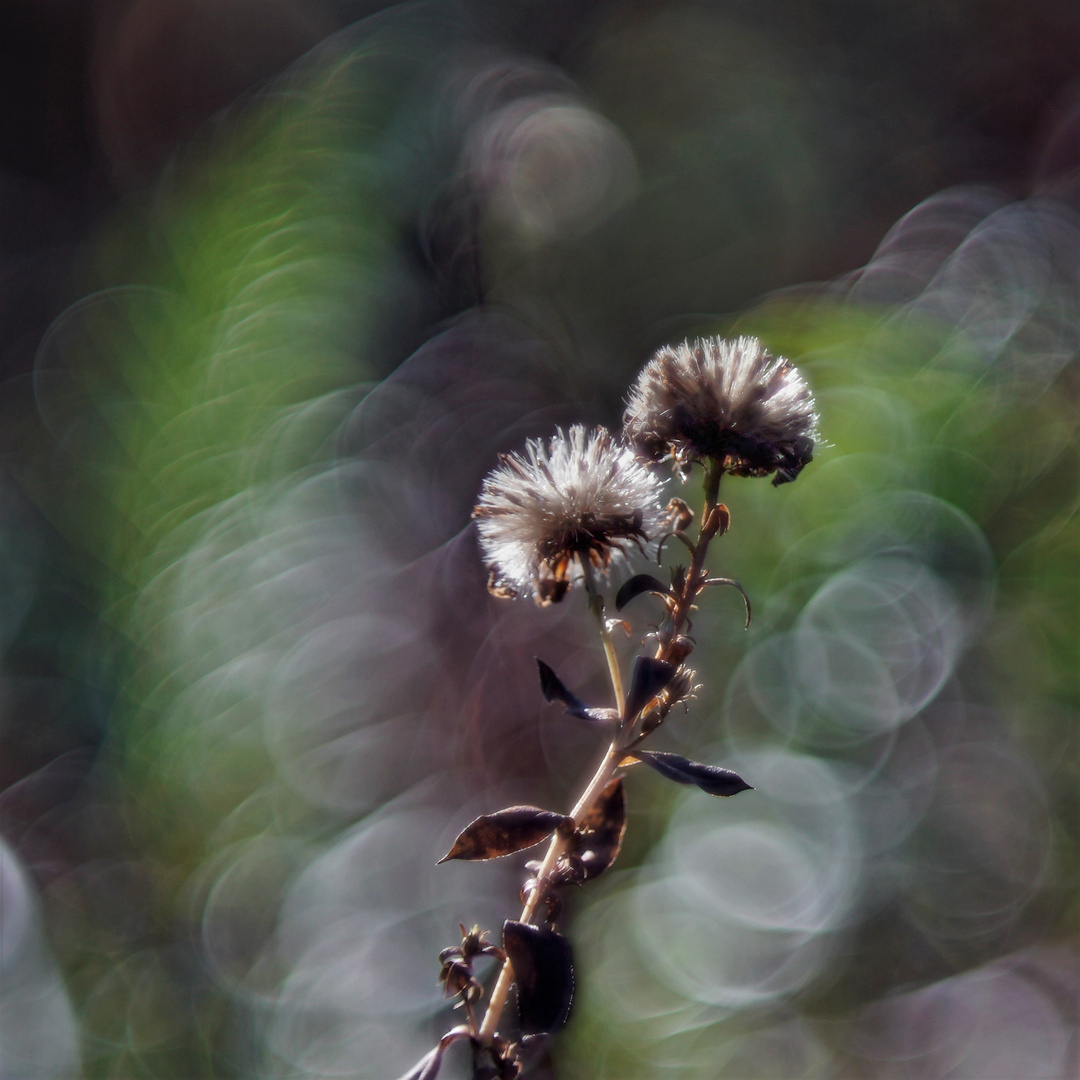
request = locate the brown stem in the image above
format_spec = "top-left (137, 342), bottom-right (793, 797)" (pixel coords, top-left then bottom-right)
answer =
top-left (477, 462), bottom-right (726, 1047)
top-left (476, 742), bottom-right (621, 1044)
top-left (655, 461), bottom-right (724, 662)
top-left (581, 556), bottom-right (627, 715)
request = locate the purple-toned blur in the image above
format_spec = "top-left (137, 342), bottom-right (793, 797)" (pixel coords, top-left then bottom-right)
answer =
top-left (0, 3), bottom-right (1077, 1079)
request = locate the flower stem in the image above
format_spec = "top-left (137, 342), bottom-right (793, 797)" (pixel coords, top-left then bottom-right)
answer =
top-left (581, 557), bottom-right (626, 715)
top-left (477, 561), bottom-right (628, 1046)
top-left (654, 461), bottom-right (724, 660)
top-left (479, 470), bottom-right (725, 1048)
top-left (476, 742), bottom-right (621, 1044)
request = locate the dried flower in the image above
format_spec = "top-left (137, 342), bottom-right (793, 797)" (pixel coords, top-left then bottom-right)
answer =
top-left (623, 335), bottom-right (818, 484)
top-left (474, 425), bottom-right (666, 604)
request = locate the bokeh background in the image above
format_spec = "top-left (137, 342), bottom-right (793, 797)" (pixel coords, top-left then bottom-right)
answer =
top-left (0, 2), bottom-right (1077, 1078)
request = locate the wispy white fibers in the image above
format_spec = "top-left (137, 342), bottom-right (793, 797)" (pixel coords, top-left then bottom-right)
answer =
top-left (0, 838), bottom-right (79, 1080)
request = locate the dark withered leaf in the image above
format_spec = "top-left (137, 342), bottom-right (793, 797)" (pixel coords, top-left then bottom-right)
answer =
top-left (633, 750), bottom-right (753, 797)
top-left (614, 574), bottom-right (673, 612)
top-left (537, 659), bottom-right (591, 720)
top-left (503, 920), bottom-right (575, 1034)
top-left (439, 807), bottom-right (571, 863)
top-left (624, 657), bottom-right (678, 720)
top-left (537, 659), bottom-right (617, 723)
top-left (570, 776), bottom-right (627, 880)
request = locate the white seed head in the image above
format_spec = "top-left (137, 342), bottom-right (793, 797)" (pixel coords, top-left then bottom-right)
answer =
top-left (473, 425), bottom-right (667, 604)
top-left (623, 335), bottom-right (819, 484)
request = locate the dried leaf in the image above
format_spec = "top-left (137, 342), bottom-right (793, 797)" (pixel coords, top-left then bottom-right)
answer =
top-left (537, 659), bottom-right (618, 723)
top-left (614, 574), bottom-right (673, 612)
top-left (503, 920), bottom-right (575, 1034)
top-left (633, 750), bottom-right (752, 797)
top-left (624, 657), bottom-right (678, 720)
top-left (439, 807), bottom-right (571, 863)
top-left (569, 777), bottom-right (626, 880)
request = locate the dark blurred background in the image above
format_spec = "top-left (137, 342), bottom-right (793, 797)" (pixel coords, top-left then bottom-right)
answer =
top-left (6, 0), bottom-right (1080, 384)
top-left (0, 2), bottom-right (1077, 1079)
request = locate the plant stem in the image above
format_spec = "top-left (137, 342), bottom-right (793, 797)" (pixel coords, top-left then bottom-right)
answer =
top-left (581, 557), bottom-right (626, 715)
top-left (476, 742), bottom-right (621, 1043)
top-left (656, 462), bottom-right (724, 661)
top-left (478, 467), bottom-right (725, 1047)
top-left (477, 560), bottom-right (628, 1046)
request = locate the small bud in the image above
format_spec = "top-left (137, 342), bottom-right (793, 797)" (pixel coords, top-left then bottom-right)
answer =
top-left (665, 497), bottom-right (694, 531)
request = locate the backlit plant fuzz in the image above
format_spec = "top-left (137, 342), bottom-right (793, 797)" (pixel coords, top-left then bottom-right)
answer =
top-left (473, 424), bottom-right (666, 605)
top-left (623, 334), bottom-right (819, 484)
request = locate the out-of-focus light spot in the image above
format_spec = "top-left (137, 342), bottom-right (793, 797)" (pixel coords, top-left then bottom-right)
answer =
top-left (465, 94), bottom-right (637, 245)
top-left (848, 948), bottom-right (1074, 1079)
top-left (0, 839), bottom-right (80, 1080)
top-left (599, 752), bottom-right (862, 1011)
top-left (793, 554), bottom-right (965, 735)
top-left (903, 741), bottom-right (1052, 940)
top-left (851, 188), bottom-right (1080, 392)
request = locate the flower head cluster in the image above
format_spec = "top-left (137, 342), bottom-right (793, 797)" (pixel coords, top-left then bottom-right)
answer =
top-left (623, 335), bottom-right (818, 484)
top-left (474, 425), bottom-right (666, 605)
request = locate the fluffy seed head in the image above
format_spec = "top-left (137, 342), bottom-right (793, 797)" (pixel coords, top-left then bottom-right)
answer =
top-left (473, 425), bottom-right (667, 605)
top-left (623, 335), bottom-right (819, 484)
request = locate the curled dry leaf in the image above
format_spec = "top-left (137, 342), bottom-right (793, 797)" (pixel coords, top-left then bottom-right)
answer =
top-left (439, 807), bottom-right (572, 863)
top-left (503, 920), bottom-right (575, 1034)
top-left (633, 750), bottom-right (752, 797)
top-left (567, 776), bottom-right (626, 881)
top-left (536, 659), bottom-right (619, 723)
top-left (614, 573), bottom-right (674, 612)
top-left (665, 497), bottom-right (695, 532)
